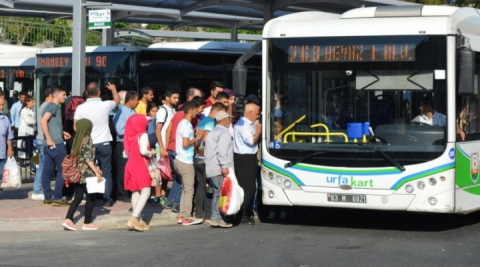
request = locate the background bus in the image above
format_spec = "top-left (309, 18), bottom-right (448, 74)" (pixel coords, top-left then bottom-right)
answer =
top-left (35, 42), bottom-right (261, 106)
top-left (260, 6), bottom-right (480, 214)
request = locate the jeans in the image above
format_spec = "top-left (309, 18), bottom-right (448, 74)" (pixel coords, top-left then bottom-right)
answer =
top-left (0, 158), bottom-right (6, 179)
top-left (167, 150), bottom-right (181, 204)
top-left (194, 159), bottom-right (212, 219)
top-left (114, 142), bottom-right (128, 199)
top-left (32, 139), bottom-right (44, 195)
top-left (209, 175), bottom-right (224, 221)
top-left (42, 143), bottom-right (67, 201)
top-left (94, 142), bottom-right (113, 202)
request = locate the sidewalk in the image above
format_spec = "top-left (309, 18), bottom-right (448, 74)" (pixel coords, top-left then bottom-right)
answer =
top-left (0, 183), bottom-right (178, 232)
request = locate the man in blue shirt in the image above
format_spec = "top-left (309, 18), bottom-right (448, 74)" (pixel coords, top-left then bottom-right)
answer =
top-left (0, 96), bottom-right (14, 188)
top-left (10, 91), bottom-right (26, 132)
top-left (113, 91), bottom-right (138, 202)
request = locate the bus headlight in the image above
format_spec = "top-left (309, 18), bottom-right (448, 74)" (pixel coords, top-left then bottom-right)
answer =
top-left (268, 172), bottom-right (274, 180)
top-left (284, 180), bottom-right (292, 188)
top-left (417, 181), bottom-right (425, 190)
top-left (405, 184), bottom-right (414, 193)
top-left (262, 170), bottom-right (267, 178)
top-left (268, 190), bottom-right (275, 198)
top-left (429, 178), bottom-right (437, 186)
top-left (428, 197), bottom-right (437, 206)
top-left (275, 176), bottom-right (282, 184)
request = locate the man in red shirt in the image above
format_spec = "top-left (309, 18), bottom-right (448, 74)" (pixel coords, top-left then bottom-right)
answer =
top-left (204, 81), bottom-right (224, 109)
top-left (164, 96), bottom-right (205, 212)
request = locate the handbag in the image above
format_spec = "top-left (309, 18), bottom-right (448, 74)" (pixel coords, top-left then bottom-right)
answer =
top-left (1, 157), bottom-right (21, 188)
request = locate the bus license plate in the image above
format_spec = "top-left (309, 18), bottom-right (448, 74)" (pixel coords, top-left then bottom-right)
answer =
top-left (327, 194), bottom-right (367, 203)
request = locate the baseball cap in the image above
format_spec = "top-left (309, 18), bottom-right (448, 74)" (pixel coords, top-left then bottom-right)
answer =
top-left (215, 111), bottom-right (231, 121)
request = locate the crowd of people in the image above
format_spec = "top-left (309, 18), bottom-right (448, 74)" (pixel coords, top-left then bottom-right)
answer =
top-left (0, 81), bottom-right (263, 232)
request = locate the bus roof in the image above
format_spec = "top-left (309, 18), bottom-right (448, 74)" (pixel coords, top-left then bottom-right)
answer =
top-left (0, 52), bottom-right (35, 67)
top-left (36, 46), bottom-right (142, 55)
top-left (0, 44), bottom-right (39, 54)
top-left (263, 6), bottom-right (480, 47)
top-left (148, 41), bottom-right (254, 52)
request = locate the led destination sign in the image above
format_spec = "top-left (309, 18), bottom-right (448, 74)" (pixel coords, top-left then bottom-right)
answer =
top-left (37, 55), bottom-right (108, 68)
top-left (288, 44), bottom-right (415, 63)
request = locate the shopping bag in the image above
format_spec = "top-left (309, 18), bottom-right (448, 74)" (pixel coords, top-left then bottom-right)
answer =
top-left (157, 156), bottom-right (173, 181)
top-left (218, 168), bottom-right (244, 215)
top-left (1, 157), bottom-right (22, 188)
top-left (148, 158), bottom-right (161, 187)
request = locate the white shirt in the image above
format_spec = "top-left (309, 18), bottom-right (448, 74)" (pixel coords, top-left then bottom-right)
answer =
top-left (411, 111), bottom-right (446, 127)
top-left (175, 119), bottom-right (195, 164)
top-left (19, 108), bottom-right (35, 136)
top-left (155, 104), bottom-right (175, 146)
top-left (74, 98), bottom-right (116, 144)
top-left (234, 117), bottom-right (258, 154)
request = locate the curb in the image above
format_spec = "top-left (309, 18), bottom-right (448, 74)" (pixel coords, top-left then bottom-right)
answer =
top-left (0, 208), bottom-right (179, 232)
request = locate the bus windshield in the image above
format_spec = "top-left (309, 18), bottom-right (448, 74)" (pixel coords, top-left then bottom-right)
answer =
top-left (267, 35), bottom-right (448, 168)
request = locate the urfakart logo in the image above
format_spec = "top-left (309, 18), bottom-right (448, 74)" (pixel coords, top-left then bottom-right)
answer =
top-left (326, 175), bottom-right (374, 188)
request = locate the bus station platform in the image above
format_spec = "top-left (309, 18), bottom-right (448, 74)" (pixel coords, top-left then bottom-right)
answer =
top-left (0, 183), bottom-right (178, 232)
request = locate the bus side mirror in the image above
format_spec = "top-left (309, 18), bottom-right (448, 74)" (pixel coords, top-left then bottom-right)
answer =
top-left (458, 49), bottom-right (476, 94)
top-left (6, 70), bottom-right (15, 90)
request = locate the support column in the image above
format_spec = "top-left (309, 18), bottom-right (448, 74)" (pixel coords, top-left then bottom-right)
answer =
top-left (231, 23), bottom-right (238, 42)
top-left (102, 26), bottom-right (114, 46)
top-left (72, 0), bottom-right (86, 97)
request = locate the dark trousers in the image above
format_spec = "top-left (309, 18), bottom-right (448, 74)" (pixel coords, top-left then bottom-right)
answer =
top-left (194, 159), bottom-right (212, 219)
top-left (41, 143), bottom-right (67, 200)
top-left (234, 153), bottom-right (258, 218)
top-left (94, 142), bottom-right (112, 202)
top-left (66, 183), bottom-right (96, 224)
top-left (114, 142), bottom-right (128, 199)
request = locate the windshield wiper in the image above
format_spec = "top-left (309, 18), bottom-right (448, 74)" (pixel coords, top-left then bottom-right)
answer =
top-left (284, 151), bottom-right (325, 168)
top-left (375, 149), bottom-right (405, 172)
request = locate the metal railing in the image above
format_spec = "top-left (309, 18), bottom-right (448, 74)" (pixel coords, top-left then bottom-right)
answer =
top-left (13, 135), bottom-right (37, 183)
top-left (0, 18), bottom-right (102, 47)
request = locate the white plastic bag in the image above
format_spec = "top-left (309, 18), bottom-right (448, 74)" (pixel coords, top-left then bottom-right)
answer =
top-left (1, 157), bottom-right (21, 188)
top-left (219, 168), bottom-right (244, 215)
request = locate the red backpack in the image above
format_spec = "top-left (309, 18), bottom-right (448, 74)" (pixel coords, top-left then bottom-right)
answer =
top-left (65, 96), bottom-right (85, 120)
top-left (61, 138), bottom-right (85, 186)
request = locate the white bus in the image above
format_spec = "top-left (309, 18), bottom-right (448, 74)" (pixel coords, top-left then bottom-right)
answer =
top-left (261, 5), bottom-right (480, 214)
top-left (0, 50), bottom-right (35, 93)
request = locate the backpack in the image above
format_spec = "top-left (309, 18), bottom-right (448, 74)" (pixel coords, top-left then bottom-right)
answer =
top-left (62, 138), bottom-right (85, 185)
top-left (65, 96), bottom-right (85, 120)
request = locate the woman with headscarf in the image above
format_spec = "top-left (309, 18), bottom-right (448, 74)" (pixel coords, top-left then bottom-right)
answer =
top-left (124, 114), bottom-right (155, 232)
top-left (62, 119), bottom-right (102, 231)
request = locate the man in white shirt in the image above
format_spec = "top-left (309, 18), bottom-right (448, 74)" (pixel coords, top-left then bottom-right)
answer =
top-left (10, 91), bottom-right (26, 133)
top-left (234, 103), bottom-right (262, 225)
top-left (74, 82), bottom-right (119, 207)
top-left (155, 89), bottom-right (180, 205)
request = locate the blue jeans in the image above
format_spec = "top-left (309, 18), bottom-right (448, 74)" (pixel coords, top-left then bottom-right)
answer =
top-left (32, 139), bottom-right (44, 195)
top-left (0, 158), bottom-right (6, 179)
top-left (209, 175), bottom-right (224, 221)
top-left (41, 143), bottom-right (67, 200)
top-left (94, 142), bottom-right (112, 202)
top-left (167, 150), bottom-right (181, 204)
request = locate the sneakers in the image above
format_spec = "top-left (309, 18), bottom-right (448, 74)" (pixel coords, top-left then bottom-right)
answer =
top-left (43, 199), bottom-right (53, 206)
top-left (82, 223), bottom-right (100, 231)
top-left (182, 218), bottom-right (203, 226)
top-left (153, 197), bottom-right (161, 205)
top-left (163, 200), bottom-right (173, 209)
top-left (52, 199), bottom-right (70, 207)
top-left (62, 220), bottom-right (78, 231)
top-left (159, 196), bottom-right (168, 206)
top-left (172, 203), bottom-right (180, 213)
top-left (176, 216), bottom-right (184, 224)
top-left (31, 194), bottom-right (44, 201)
top-left (139, 220), bottom-right (150, 231)
top-left (210, 220), bottom-right (233, 228)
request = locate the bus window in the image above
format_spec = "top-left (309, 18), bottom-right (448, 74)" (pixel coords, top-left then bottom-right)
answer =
top-left (457, 52), bottom-right (480, 141)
